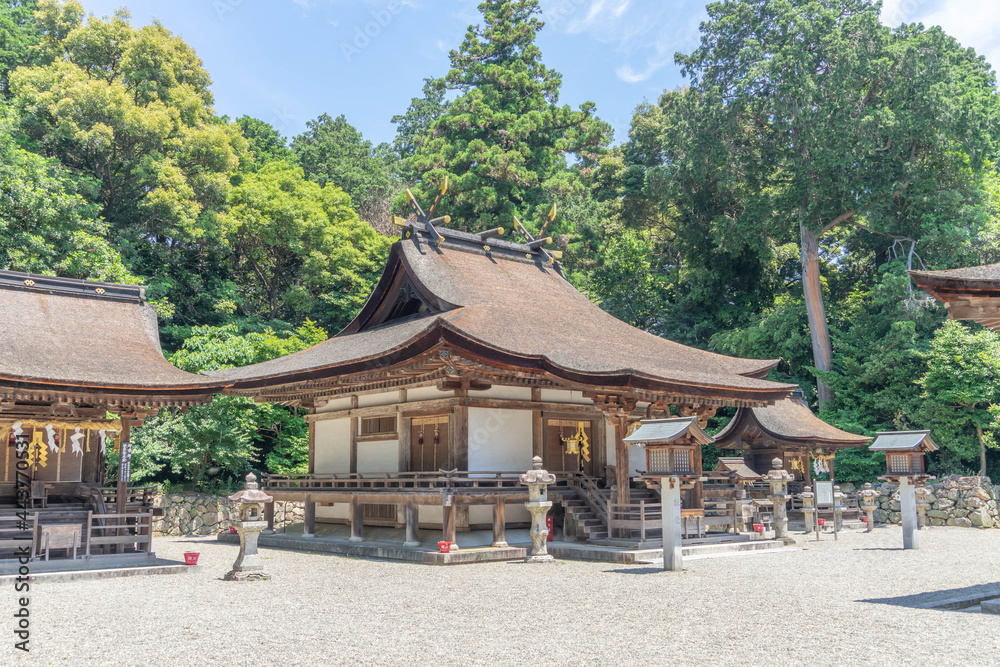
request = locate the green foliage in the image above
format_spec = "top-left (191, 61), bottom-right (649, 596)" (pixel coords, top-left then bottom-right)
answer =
top-left (223, 161), bottom-right (392, 331)
top-left (0, 0), bottom-right (40, 97)
top-left (918, 320), bottom-right (1000, 474)
top-left (235, 115), bottom-right (292, 170)
top-left (131, 322), bottom-right (324, 487)
top-left (390, 77), bottom-right (449, 180)
top-left (402, 0), bottom-right (610, 234)
top-left (292, 113), bottom-right (399, 232)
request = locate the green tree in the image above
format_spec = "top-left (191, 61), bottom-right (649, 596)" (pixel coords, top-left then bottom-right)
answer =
top-left (391, 77), bottom-right (449, 180)
top-left (918, 320), bottom-right (1000, 476)
top-left (672, 0), bottom-right (1000, 407)
top-left (402, 0), bottom-right (610, 234)
top-left (235, 115), bottom-right (292, 170)
top-left (292, 113), bottom-right (398, 233)
top-left (0, 112), bottom-right (134, 282)
top-left (223, 161), bottom-right (391, 331)
top-left (131, 322), bottom-right (327, 487)
top-left (11, 3), bottom-right (247, 320)
top-left (0, 0), bottom-right (39, 97)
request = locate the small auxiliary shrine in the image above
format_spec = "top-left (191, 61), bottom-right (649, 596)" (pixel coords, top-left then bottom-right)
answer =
top-left (869, 430), bottom-right (937, 481)
top-left (624, 416), bottom-right (712, 507)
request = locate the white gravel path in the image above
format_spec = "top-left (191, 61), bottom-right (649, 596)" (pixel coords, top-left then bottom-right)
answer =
top-left (4, 525), bottom-right (1000, 666)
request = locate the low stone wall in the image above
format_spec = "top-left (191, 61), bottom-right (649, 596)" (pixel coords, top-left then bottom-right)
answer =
top-left (871, 475), bottom-right (999, 528)
top-left (151, 492), bottom-right (304, 536)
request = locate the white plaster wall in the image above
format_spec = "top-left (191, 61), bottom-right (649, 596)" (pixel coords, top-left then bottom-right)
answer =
top-left (540, 389), bottom-right (593, 405)
top-left (468, 503), bottom-right (532, 526)
top-left (629, 443), bottom-right (646, 476)
top-left (357, 439), bottom-right (399, 473)
top-left (407, 386), bottom-right (454, 402)
top-left (315, 397), bottom-right (352, 413)
top-left (314, 418), bottom-right (350, 473)
top-left (605, 423), bottom-right (616, 468)
top-left (358, 391), bottom-right (402, 408)
top-left (476, 386), bottom-right (532, 401)
top-left (316, 504), bottom-right (350, 521)
top-left (419, 505), bottom-right (443, 524)
top-left (467, 407), bottom-right (533, 473)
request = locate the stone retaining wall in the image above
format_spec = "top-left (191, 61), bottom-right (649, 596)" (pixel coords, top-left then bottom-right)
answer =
top-left (151, 492), bottom-right (304, 536)
top-left (871, 475), bottom-right (999, 528)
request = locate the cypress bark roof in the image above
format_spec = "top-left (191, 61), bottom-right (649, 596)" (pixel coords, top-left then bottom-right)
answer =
top-left (213, 228), bottom-right (795, 404)
top-left (0, 270), bottom-right (225, 405)
top-left (909, 264), bottom-right (1000, 329)
top-left (714, 393), bottom-right (871, 449)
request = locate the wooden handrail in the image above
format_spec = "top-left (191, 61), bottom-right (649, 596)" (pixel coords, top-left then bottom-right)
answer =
top-left (260, 470), bottom-right (577, 492)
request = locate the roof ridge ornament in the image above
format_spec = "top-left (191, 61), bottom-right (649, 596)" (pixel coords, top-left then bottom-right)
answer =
top-left (512, 204), bottom-right (562, 266)
top-left (392, 176), bottom-right (451, 245)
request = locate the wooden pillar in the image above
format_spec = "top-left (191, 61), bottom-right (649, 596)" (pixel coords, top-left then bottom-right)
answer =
top-left (399, 416), bottom-right (411, 473)
top-left (303, 495), bottom-right (316, 538)
top-left (349, 396), bottom-right (359, 474)
top-left (531, 387), bottom-right (543, 460)
top-left (452, 405), bottom-right (469, 471)
top-left (613, 416), bottom-right (630, 507)
top-left (442, 494), bottom-right (457, 548)
top-left (404, 500), bottom-right (420, 547)
top-left (307, 419), bottom-right (316, 474)
top-left (264, 500), bottom-right (275, 534)
top-left (491, 495), bottom-right (507, 548)
top-left (593, 417), bottom-right (607, 481)
top-left (349, 494), bottom-right (364, 542)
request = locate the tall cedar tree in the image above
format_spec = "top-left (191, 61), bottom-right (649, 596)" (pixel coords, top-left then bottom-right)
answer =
top-left (675, 0), bottom-right (1000, 408)
top-left (403, 0), bottom-right (609, 233)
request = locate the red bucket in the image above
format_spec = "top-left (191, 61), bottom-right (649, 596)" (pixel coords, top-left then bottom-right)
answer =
top-left (861, 516), bottom-right (868, 523)
top-left (229, 527), bottom-right (237, 534)
top-left (546, 515), bottom-right (554, 542)
top-left (818, 518), bottom-right (826, 527)
top-left (183, 552), bottom-right (200, 565)
top-left (438, 541), bottom-right (451, 554)
top-left (753, 523), bottom-right (764, 533)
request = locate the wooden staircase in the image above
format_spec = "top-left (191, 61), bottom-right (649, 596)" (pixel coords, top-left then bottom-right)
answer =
top-left (562, 483), bottom-right (660, 544)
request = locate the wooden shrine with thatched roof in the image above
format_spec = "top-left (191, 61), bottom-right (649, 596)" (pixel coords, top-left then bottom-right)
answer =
top-left (0, 270), bottom-right (225, 568)
top-left (210, 191), bottom-right (797, 548)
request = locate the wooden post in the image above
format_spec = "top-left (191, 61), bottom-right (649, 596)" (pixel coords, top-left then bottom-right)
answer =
top-left (404, 500), bottom-right (420, 547)
top-left (399, 416), bottom-right (411, 473)
top-left (308, 419), bottom-right (316, 474)
top-left (349, 395), bottom-right (359, 474)
top-left (263, 499), bottom-right (275, 534)
top-left (452, 405), bottom-right (469, 472)
top-left (613, 416), bottom-right (630, 507)
top-left (303, 495), bottom-right (316, 538)
top-left (491, 495), bottom-right (507, 548)
top-left (531, 388), bottom-right (543, 460)
top-left (349, 494), bottom-right (363, 542)
top-left (442, 494), bottom-right (457, 548)
top-left (662, 476), bottom-right (683, 571)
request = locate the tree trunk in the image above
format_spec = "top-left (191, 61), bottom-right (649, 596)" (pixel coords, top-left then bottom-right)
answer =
top-left (800, 223), bottom-right (834, 409)
top-left (976, 424), bottom-right (987, 477)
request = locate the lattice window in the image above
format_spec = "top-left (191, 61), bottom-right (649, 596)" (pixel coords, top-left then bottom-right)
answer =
top-left (672, 449), bottom-right (692, 473)
top-left (888, 454), bottom-right (911, 474)
top-left (361, 416), bottom-right (397, 437)
top-left (648, 449), bottom-right (670, 473)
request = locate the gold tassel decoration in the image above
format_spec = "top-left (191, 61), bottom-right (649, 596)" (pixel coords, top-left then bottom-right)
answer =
top-left (26, 430), bottom-right (48, 468)
top-left (577, 422), bottom-right (591, 463)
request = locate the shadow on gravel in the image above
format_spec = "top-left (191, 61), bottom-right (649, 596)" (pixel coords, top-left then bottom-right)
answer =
top-left (860, 582), bottom-right (1000, 611)
top-left (602, 567), bottom-right (669, 575)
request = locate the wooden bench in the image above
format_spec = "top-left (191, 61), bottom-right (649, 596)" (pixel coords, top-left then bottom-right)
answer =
top-left (37, 524), bottom-right (81, 561)
top-left (681, 508), bottom-right (705, 538)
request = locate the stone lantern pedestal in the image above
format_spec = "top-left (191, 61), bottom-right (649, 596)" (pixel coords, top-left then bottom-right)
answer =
top-left (520, 457), bottom-right (555, 563)
top-left (833, 485), bottom-right (846, 536)
top-left (800, 486), bottom-right (816, 536)
top-left (858, 483), bottom-right (878, 533)
top-left (763, 458), bottom-right (794, 543)
top-left (225, 473), bottom-right (273, 581)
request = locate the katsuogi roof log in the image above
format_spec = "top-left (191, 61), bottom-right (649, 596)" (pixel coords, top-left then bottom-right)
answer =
top-left (212, 226), bottom-right (795, 406)
top-left (0, 270), bottom-right (227, 407)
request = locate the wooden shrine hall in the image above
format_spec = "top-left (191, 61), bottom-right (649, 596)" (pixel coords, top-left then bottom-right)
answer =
top-left (0, 270), bottom-right (224, 570)
top-left (713, 389), bottom-right (872, 485)
top-left (909, 263), bottom-right (1000, 330)
top-left (210, 196), bottom-right (798, 551)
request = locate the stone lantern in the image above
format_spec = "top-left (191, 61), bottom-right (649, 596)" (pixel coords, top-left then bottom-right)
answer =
top-left (799, 486), bottom-right (816, 537)
top-left (763, 458), bottom-right (794, 542)
top-left (519, 456), bottom-right (556, 562)
top-left (225, 473), bottom-right (273, 581)
top-left (869, 430), bottom-right (937, 550)
top-left (858, 483), bottom-right (879, 532)
top-left (832, 485), bottom-right (846, 536)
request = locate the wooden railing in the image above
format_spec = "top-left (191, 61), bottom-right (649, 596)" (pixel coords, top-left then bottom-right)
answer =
top-left (97, 486), bottom-right (156, 506)
top-left (85, 511), bottom-right (153, 557)
top-left (608, 501), bottom-right (661, 541)
top-left (565, 473), bottom-right (609, 524)
top-left (261, 471), bottom-right (557, 492)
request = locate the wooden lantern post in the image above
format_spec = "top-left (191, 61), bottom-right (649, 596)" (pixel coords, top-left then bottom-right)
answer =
top-left (868, 431), bottom-right (938, 550)
top-left (624, 417), bottom-right (711, 571)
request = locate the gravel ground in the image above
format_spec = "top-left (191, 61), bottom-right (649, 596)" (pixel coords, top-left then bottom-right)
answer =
top-left (4, 525), bottom-right (1000, 666)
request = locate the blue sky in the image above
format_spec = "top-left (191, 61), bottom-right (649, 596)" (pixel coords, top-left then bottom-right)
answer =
top-left (78, 0), bottom-right (1000, 147)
